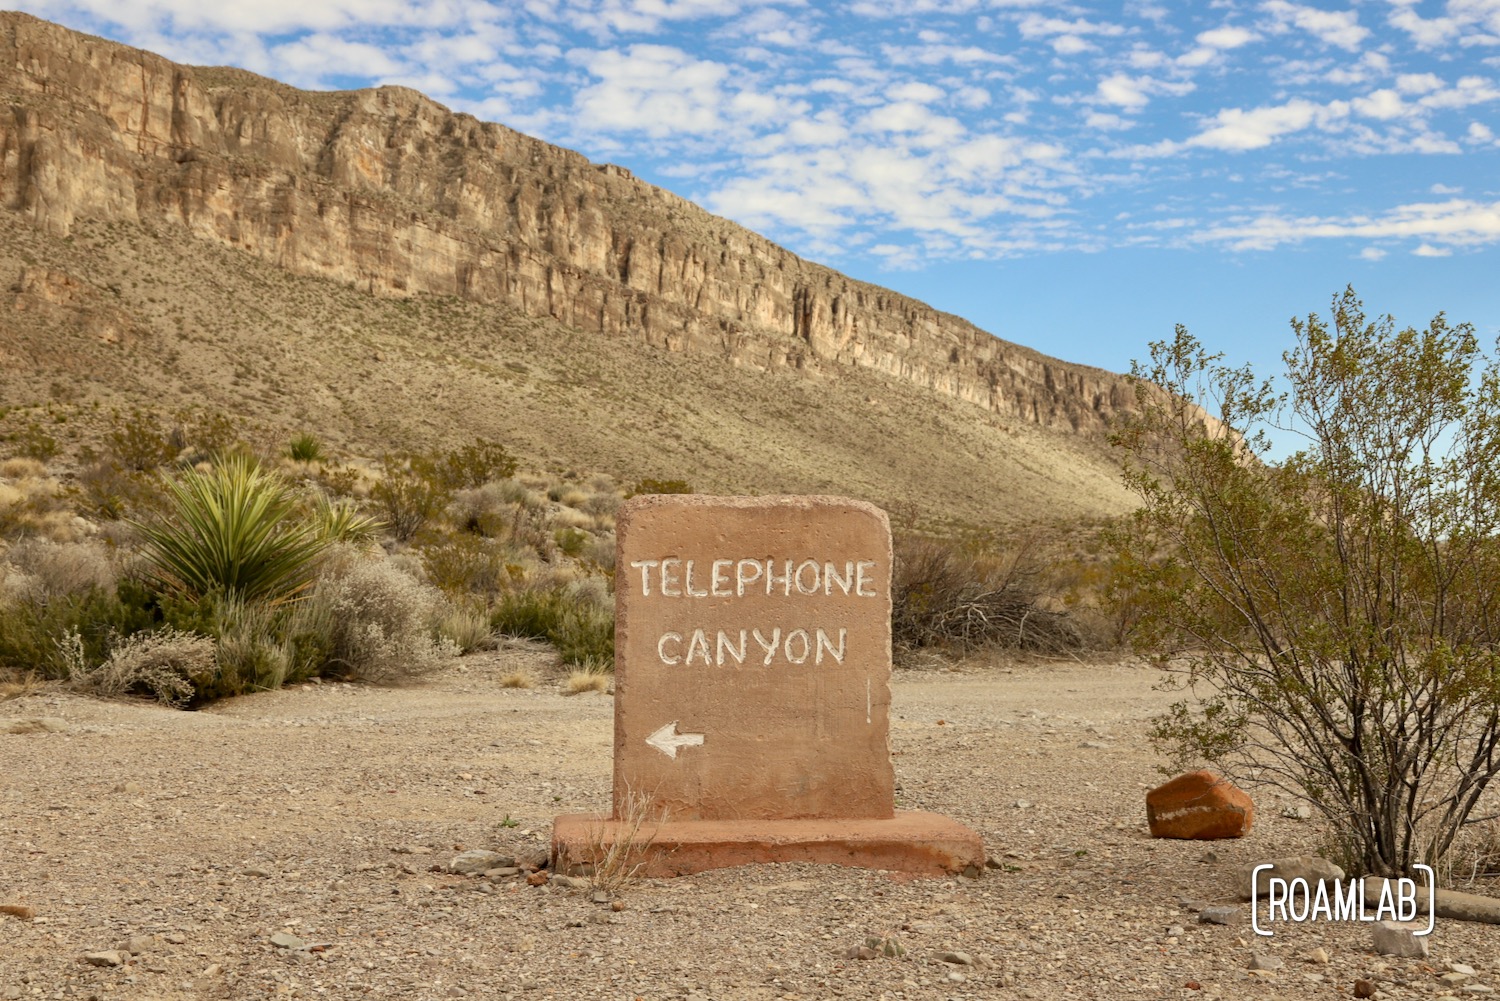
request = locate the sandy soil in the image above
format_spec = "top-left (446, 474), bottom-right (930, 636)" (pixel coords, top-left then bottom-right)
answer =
top-left (2, 648), bottom-right (1496, 1000)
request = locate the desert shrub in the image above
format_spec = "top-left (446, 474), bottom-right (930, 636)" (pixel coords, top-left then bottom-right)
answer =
top-left (437, 604), bottom-right (494, 653)
top-left (287, 433), bottom-right (325, 463)
top-left (64, 626), bottom-right (211, 706)
top-left (71, 453), bottom-right (166, 521)
top-left (169, 410), bottom-right (242, 464)
top-left (553, 596), bottom-right (615, 669)
top-left (8, 422), bottom-right (58, 462)
top-left (491, 580), bottom-right (614, 668)
top-left (0, 462), bottom-right (72, 540)
top-left (0, 581), bottom-right (158, 677)
top-left (316, 557), bottom-right (458, 683)
top-left (370, 453), bottom-right (451, 543)
top-left (205, 598), bottom-right (300, 699)
top-left (563, 667), bottom-right (609, 695)
top-left (583, 532), bottom-right (616, 571)
top-left (420, 534), bottom-right (516, 599)
top-left (2, 539), bottom-right (117, 602)
top-left (554, 526), bottom-right (590, 559)
top-left (435, 438), bottom-right (518, 490)
top-left (1111, 289), bottom-right (1500, 877)
top-left (105, 409), bottom-right (176, 471)
top-left (490, 585), bottom-right (569, 641)
top-left (582, 489), bottom-right (622, 521)
top-left (628, 478), bottom-right (692, 497)
top-left (136, 454), bottom-right (329, 604)
top-left (891, 536), bottom-right (1079, 661)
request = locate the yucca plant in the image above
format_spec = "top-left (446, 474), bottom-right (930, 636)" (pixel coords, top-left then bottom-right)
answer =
top-left (287, 432), bottom-right (325, 463)
top-left (311, 492), bottom-right (382, 544)
top-left (135, 454), bottom-right (328, 604)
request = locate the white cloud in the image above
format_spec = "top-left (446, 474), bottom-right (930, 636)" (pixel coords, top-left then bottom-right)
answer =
top-left (1086, 111), bottom-right (1131, 130)
top-left (1413, 243), bottom-right (1452, 256)
top-left (1359, 246), bottom-right (1387, 260)
top-left (1262, 0), bottom-right (1370, 50)
top-left (571, 45), bottom-right (733, 136)
top-left (1197, 25), bottom-right (1260, 49)
top-left (1187, 97), bottom-right (1350, 151)
top-left (1193, 198), bottom-right (1500, 251)
top-left (1470, 121), bottom-right (1498, 142)
top-left (1432, 183), bottom-right (1464, 193)
top-left (1094, 73), bottom-right (1195, 110)
top-left (1353, 88), bottom-right (1405, 120)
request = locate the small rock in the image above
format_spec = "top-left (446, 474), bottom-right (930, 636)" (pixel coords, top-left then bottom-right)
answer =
top-left (1282, 804), bottom-right (1315, 820)
top-left (113, 781), bottom-right (143, 794)
top-left (1199, 906), bottom-right (1239, 925)
top-left (938, 951), bottom-right (973, 966)
top-left (0, 905), bottom-right (34, 921)
top-left (526, 871), bottom-right (549, 886)
top-left (590, 889), bottom-right (610, 904)
top-left (1250, 954), bottom-right (1285, 971)
top-left (164, 933), bottom-right (186, 945)
top-left (1372, 920), bottom-right (1429, 958)
top-left (483, 867), bottom-right (521, 879)
top-left (1309, 947), bottom-right (1331, 964)
top-left (80, 951), bottom-right (125, 967)
top-left (447, 850), bottom-right (513, 875)
top-left (1442, 973), bottom-right (1474, 985)
top-left (1448, 964), bottom-right (1477, 976)
top-left (1355, 978), bottom-right (1377, 998)
top-left (269, 933), bottom-right (306, 950)
top-left (115, 935), bottom-right (151, 955)
top-left (242, 867), bottom-right (271, 878)
top-left (1200, 850), bottom-right (1221, 864)
top-left (1014, 800), bottom-right (1032, 809)
top-left (1236, 855), bottom-right (1345, 900)
top-left (611, 900), bottom-right (625, 912)
top-left (1463, 986), bottom-right (1494, 994)
top-left (201, 964), bottom-right (222, 976)
top-left (946, 971), bottom-right (965, 983)
top-left (1146, 770), bottom-right (1254, 840)
top-left (1166, 925), bottom-right (1185, 937)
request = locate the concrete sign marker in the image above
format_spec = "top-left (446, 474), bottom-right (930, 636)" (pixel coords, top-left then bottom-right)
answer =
top-left (646, 721), bottom-right (704, 759)
top-left (553, 495), bottom-right (985, 878)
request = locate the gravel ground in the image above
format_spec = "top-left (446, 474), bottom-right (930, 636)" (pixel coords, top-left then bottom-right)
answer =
top-left (2, 645), bottom-right (1496, 1000)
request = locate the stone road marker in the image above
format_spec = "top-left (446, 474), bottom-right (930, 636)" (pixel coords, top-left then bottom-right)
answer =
top-left (553, 494), bottom-right (984, 877)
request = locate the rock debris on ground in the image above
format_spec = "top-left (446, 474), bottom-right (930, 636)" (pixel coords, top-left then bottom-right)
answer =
top-left (1, 649), bottom-right (1496, 999)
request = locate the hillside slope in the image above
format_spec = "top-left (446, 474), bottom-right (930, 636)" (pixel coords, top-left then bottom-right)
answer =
top-left (0, 12), bottom-right (1138, 529)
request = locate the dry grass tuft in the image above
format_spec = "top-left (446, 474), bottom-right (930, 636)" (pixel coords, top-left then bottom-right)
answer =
top-left (498, 670), bottom-right (536, 689)
top-left (563, 788), bottom-right (667, 897)
top-left (562, 669), bottom-right (609, 696)
top-left (0, 671), bottom-right (43, 702)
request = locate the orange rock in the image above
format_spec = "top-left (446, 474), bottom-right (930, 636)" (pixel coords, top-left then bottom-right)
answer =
top-left (1146, 770), bottom-right (1254, 840)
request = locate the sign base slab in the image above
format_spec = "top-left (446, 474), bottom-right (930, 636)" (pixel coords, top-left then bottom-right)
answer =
top-left (552, 810), bottom-right (985, 878)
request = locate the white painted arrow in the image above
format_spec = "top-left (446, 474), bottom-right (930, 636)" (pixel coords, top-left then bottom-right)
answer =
top-left (646, 720), bottom-right (705, 759)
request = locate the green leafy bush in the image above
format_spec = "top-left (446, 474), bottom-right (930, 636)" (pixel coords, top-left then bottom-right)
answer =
top-left (370, 453), bottom-right (451, 543)
top-left (1111, 288), bottom-right (1500, 876)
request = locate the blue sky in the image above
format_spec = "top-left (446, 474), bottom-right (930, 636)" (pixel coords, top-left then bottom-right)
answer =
top-left (14, 0), bottom-right (1500, 381)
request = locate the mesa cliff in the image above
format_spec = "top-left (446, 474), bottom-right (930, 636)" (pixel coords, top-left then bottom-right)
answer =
top-left (0, 11), bottom-right (1135, 438)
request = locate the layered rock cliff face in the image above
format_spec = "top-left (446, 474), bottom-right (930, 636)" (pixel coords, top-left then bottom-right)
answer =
top-left (0, 12), bottom-right (1137, 436)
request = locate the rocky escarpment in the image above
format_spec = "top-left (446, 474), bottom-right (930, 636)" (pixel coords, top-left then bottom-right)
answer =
top-left (0, 12), bottom-right (1136, 435)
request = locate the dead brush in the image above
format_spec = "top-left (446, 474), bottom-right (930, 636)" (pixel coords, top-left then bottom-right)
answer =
top-left (563, 788), bottom-right (667, 897)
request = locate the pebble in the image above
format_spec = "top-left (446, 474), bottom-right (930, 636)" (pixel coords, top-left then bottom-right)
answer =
top-left (81, 951), bottom-right (125, 967)
top-left (448, 850), bottom-right (514, 875)
top-left (946, 971), bottom-right (966, 983)
top-left (0, 905), bottom-right (34, 921)
top-left (1249, 954), bottom-right (1284, 971)
top-left (1199, 906), bottom-right (1238, 925)
top-left (270, 933), bottom-right (306, 949)
top-left (164, 933), bottom-right (186, 945)
top-left (1372, 920), bottom-right (1429, 958)
top-left (1166, 925), bottom-right (1185, 937)
top-left (113, 781), bottom-right (143, 794)
top-left (115, 935), bottom-right (151, 955)
top-left (1355, 978), bottom-right (1377, 998)
top-left (243, 867), bottom-right (271, 878)
top-left (938, 951), bottom-right (974, 966)
top-left (1450, 964), bottom-right (1479, 976)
